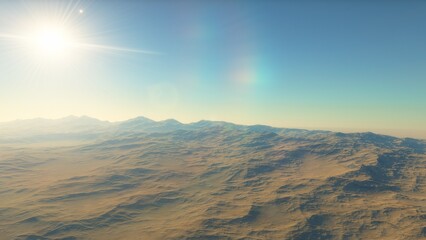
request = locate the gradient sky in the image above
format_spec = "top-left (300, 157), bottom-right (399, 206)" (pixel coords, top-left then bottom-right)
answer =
top-left (0, 0), bottom-right (425, 138)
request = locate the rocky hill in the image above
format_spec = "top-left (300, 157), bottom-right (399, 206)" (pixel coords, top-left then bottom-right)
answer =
top-left (0, 117), bottom-right (424, 239)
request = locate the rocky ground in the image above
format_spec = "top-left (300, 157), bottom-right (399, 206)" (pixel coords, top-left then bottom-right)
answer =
top-left (0, 117), bottom-right (424, 239)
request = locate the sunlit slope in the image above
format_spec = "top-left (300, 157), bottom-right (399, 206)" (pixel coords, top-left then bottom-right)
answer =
top-left (0, 117), bottom-right (424, 239)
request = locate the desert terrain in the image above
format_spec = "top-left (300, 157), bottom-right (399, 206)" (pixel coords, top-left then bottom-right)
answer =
top-left (0, 116), bottom-right (424, 239)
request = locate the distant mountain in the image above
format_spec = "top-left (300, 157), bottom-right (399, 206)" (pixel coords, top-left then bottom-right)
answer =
top-left (0, 117), bottom-right (424, 239)
top-left (0, 115), bottom-right (108, 133)
top-left (0, 116), bottom-right (112, 144)
top-left (0, 116), bottom-right (321, 144)
top-left (0, 116), bottom-right (416, 143)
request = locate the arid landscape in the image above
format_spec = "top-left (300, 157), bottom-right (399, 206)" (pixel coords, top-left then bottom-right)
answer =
top-left (2, 1), bottom-right (426, 239)
top-left (0, 116), bottom-right (424, 240)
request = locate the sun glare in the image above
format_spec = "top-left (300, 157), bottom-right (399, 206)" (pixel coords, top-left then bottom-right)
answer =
top-left (31, 25), bottom-right (74, 57)
top-left (0, 3), bottom-right (157, 66)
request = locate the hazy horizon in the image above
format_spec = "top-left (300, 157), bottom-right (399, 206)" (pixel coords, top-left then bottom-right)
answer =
top-left (1, 114), bottom-right (425, 140)
top-left (1, 0), bottom-right (426, 139)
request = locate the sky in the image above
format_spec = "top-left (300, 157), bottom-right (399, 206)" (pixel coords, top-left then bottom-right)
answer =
top-left (0, 0), bottom-right (425, 138)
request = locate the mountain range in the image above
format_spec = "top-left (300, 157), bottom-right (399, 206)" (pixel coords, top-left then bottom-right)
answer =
top-left (0, 116), bottom-right (424, 239)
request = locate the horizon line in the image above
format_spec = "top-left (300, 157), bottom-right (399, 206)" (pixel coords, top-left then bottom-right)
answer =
top-left (0, 115), bottom-right (425, 140)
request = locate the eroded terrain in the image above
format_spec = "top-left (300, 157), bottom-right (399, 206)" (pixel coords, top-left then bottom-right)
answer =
top-left (0, 117), bottom-right (425, 239)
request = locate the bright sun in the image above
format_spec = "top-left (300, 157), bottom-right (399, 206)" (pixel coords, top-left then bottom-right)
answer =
top-left (31, 25), bottom-right (74, 56)
top-left (0, 13), bottom-right (153, 64)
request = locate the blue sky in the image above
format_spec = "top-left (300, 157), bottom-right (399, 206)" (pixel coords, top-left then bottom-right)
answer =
top-left (0, 0), bottom-right (425, 138)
